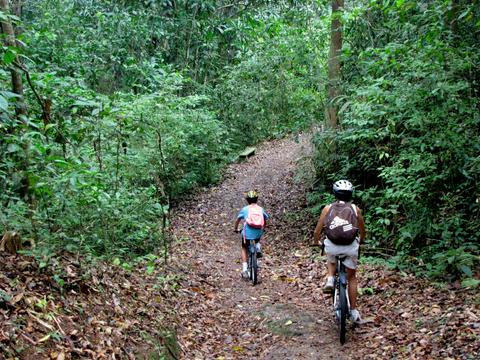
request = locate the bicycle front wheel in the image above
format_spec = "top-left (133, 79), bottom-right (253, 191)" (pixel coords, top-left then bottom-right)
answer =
top-left (339, 282), bottom-right (348, 344)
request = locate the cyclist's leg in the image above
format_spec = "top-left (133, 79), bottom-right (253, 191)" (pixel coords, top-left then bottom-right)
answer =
top-left (241, 240), bottom-right (248, 276)
top-left (346, 267), bottom-right (358, 309)
top-left (324, 239), bottom-right (338, 278)
top-left (323, 256), bottom-right (336, 291)
top-left (345, 249), bottom-right (363, 322)
top-left (336, 239), bottom-right (359, 306)
top-left (241, 241), bottom-right (248, 262)
top-left (326, 260), bottom-right (336, 277)
top-left (323, 240), bottom-right (337, 290)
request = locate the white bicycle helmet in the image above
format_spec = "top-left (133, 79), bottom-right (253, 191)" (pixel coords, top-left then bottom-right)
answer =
top-left (333, 180), bottom-right (354, 193)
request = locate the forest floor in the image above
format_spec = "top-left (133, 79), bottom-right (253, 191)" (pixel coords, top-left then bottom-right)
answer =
top-left (169, 134), bottom-right (479, 359)
top-left (1, 134), bottom-right (479, 359)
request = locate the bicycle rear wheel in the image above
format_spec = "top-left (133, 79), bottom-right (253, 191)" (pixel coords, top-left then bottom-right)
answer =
top-left (339, 282), bottom-right (348, 344)
top-left (251, 249), bottom-right (258, 285)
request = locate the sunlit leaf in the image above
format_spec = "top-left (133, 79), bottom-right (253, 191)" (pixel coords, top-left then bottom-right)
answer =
top-left (3, 50), bottom-right (16, 64)
top-left (0, 95), bottom-right (8, 111)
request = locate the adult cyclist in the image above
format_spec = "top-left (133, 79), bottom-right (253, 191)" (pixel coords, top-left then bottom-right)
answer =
top-left (234, 190), bottom-right (269, 279)
top-left (313, 180), bottom-right (366, 323)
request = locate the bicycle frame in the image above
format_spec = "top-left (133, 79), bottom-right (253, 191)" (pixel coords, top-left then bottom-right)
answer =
top-left (333, 257), bottom-right (350, 307)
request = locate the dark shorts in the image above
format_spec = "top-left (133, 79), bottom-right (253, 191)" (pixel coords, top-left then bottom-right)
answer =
top-left (242, 238), bottom-right (260, 248)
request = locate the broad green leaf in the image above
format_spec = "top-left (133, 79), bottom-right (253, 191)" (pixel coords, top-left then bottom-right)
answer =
top-left (3, 50), bottom-right (16, 65)
top-left (73, 100), bottom-right (98, 107)
top-left (459, 265), bottom-right (472, 277)
top-left (0, 95), bottom-right (7, 111)
top-left (461, 278), bottom-right (480, 288)
top-left (7, 143), bottom-right (20, 153)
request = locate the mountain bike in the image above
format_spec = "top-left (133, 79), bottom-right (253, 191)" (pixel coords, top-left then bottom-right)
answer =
top-left (245, 238), bottom-right (259, 285)
top-left (332, 255), bottom-right (350, 344)
top-left (320, 243), bottom-right (351, 344)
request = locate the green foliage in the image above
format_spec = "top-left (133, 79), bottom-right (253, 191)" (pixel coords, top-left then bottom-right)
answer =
top-left (461, 278), bottom-right (480, 289)
top-left (427, 246), bottom-right (479, 280)
top-left (2, 0), bottom-right (322, 259)
top-left (216, 9), bottom-right (327, 146)
top-left (1, 70), bottom-right (229, 257)
top-left (311, 0), bottom-right (480, 279)
top-left (24, 0), bottom-right (310, 92)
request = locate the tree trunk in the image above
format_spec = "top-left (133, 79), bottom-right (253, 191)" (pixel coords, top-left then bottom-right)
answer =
top-left (11, 0), bottom-right (22, 18)
top-left (184, 5), bottom-right (199, 68)
top-left (1, 0), bottom-right (36, 240)
top-left (325, 0), bottom-right (343, 128)
top-left (0, 0), bottom-right (26, 116)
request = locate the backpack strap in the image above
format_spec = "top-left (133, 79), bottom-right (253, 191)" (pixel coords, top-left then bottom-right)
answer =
top-left (351, 203), bottom-right (358, 217)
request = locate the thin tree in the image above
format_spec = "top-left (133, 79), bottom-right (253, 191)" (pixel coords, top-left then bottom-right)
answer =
top-left (325, 0), bottom-right (343, 128)
top-left (0, 0), bottom-right (26, 116)
top-left (1, 0), bottom-right (35, 239)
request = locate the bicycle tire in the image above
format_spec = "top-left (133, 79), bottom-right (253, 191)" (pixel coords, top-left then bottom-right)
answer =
top-left (249, 249), bottom-right (253, 280)
top-left (251, 248), bottom-right (258, 285)
top-left (339, 281), bottom-right (348, 344)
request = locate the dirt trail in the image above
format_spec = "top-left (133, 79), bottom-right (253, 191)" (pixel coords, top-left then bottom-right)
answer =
top-left (170, 134), bottom-right (353, 359)
top-left (1, 137), bottom-right (476, 359)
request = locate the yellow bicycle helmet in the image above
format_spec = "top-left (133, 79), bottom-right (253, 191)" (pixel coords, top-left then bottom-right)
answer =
top-left (245, 190), bottom-right (258, 200)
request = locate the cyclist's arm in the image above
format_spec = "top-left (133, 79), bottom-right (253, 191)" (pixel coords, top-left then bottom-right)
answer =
top-left (357, 207), bottom-right (366, 244)
top-left (263, 211), bottom-right (268, 231)
top-left (234, 218), bottom-right (241, 233)
top-left (313, 205), bottom-right (329, 245)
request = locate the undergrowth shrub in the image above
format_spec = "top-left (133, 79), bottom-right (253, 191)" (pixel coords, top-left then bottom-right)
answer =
top-left (2, 1), bottom-right (329, 260)
top-left (215, 13), bottom-right (326, 147)
top-left (0, 72), bottom-right (230, 257)
top-left (311, 0), bottom-right (480, 279)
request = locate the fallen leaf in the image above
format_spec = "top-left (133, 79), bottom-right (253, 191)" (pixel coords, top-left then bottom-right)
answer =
top-left (38, 333), bottom-right (51, 343)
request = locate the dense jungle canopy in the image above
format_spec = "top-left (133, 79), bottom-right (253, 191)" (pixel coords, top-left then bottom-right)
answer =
top-left (1, 0), bottom-right (479, 280)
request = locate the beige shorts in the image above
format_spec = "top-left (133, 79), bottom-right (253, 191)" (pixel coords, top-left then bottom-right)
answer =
top-left (324, 238), bottom-right (360, 270)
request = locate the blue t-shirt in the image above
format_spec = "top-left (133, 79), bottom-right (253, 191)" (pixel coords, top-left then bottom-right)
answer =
top-left (238, 205), bottom-right (269, 240)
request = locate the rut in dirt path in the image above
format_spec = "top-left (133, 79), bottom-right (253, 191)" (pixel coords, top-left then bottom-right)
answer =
top-left (170, 134), bottom-right (356, 359)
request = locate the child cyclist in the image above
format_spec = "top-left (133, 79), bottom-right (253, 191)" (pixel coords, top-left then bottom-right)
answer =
top-left (234, 190), bottom-right (269, 278)
top-left (313, 180), bottom-right (366, 322)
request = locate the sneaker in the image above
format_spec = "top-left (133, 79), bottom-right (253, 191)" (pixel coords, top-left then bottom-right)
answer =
top-left (256, 243), bottom-right (263, 258)
top-left (350, 309), bottom-right (361, 323)
top-left (323, 276), bottom-right (334, 293)
top-left (241, 270), bottom-right (250, 279)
